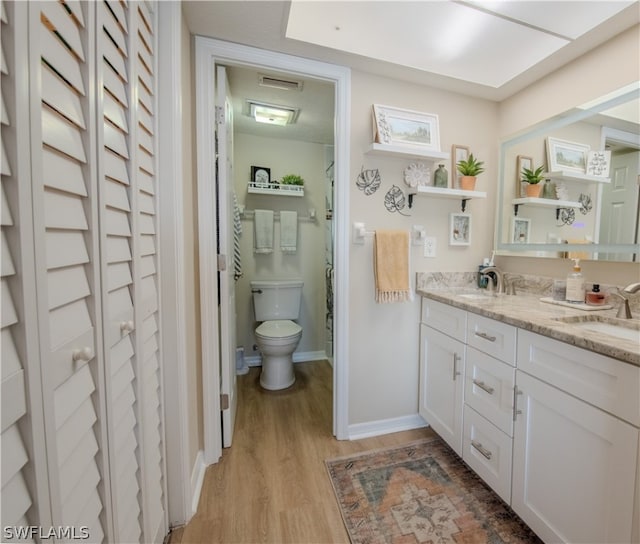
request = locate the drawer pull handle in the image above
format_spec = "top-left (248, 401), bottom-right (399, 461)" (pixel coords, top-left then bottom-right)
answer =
top-left (472, 379), bottom-right (495, 395)
top-left (471, 440), bottom-right (493, 460)
top-left (452, 353), bottom-right (461, 381)
top-left (475, 331), bottom-right (496, 342)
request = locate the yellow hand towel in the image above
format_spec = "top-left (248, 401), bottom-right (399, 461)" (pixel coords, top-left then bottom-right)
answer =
top-left (374, 230), bottom-right (411, 303)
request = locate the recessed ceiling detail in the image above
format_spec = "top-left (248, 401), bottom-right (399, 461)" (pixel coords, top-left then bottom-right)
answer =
top-left (259, 74), bottom-right (304, 91)
top-left (285, 0), bottom-right (635, 88)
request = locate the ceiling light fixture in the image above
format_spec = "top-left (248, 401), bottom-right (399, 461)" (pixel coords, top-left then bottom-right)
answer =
top-left (248, 100), bottom-right (299, 126)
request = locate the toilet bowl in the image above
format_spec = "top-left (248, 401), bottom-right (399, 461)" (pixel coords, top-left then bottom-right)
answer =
top-left (255, 320), bottom-right (302, 390)
top-left (251, 280), bottom-right (304, 390)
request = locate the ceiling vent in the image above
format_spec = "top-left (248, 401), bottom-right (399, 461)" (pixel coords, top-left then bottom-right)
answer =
top-left (258, 74), bottom-right (303, 92)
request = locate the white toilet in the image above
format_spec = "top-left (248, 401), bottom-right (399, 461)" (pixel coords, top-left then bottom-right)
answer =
top-left (251, 279), bottom-right (303, 390)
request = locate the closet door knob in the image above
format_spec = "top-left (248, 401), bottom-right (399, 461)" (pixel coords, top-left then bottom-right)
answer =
top-left (120, 320), bottom-right (135, 333)
top-left (72, 347), bottom-right (94, 362)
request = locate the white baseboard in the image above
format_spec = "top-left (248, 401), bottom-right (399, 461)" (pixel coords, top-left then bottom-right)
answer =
top-left (190, 450), bottom-right (206, 517)
top-left (245, 350), bottom-right (327, 367)
top-left (348, 414), bottom-right (428, 440)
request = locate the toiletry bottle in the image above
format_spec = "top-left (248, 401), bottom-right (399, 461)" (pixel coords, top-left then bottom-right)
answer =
top-left (565, 258), bottom-right (585, 303)
top-left (586, 284), bottom-right (606, 306)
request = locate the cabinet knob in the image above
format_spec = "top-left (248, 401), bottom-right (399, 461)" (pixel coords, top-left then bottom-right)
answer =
top-left (72, 347), bottom-right (94, 362)
top-left (120, 320), bottom-right (134, 333)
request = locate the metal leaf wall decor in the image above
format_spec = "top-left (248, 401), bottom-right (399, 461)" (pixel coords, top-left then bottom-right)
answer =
top-left (558, 208), bottom-right (575, 226)
top-left (384, 185), bottom-right (410, 216)
top-left (356, 166), bottom-right (381, 195)
top-left (579, 193), bottom-right (592, 215)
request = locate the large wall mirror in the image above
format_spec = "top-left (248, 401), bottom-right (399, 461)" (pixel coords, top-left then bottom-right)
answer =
top-left (496, 83), bottom-right (639, 262)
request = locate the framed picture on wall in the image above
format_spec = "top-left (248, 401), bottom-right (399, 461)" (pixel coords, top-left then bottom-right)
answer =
top-left (516, 155), bottom-right (532, 198)
top-left (372, 105), bottom-right (441, 151)
top-left (546, 137), bottom-right (589, 173)
top-left (511, 217), bottom-right (531, 243)
top-left (451, 144), bottom-right (469, 189)
top-left (449, 212), bottom-right (471, 246)
top-left (251, 166), bottom-right (271, 188)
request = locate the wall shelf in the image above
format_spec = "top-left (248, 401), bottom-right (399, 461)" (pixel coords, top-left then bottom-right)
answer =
top-left (366, 142), bottom-right (450, 162)
top-left (409, 186), bottom-right (487, 212)
top-left (512, 197), bottom-right (582, 218)
top-left (247, 181), bottom-right (304, 197)
top-left (544, 170), bottom-right (610, 184)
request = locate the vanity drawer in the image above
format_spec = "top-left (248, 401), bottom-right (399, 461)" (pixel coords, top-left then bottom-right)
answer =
top-left (421, 298), bottom-right (466, 342)
top-left (465, 347), bottom-right (515, 436)
top-left (462, 405), bottom-right (512, 505)
top-left (517, 329), bottom-right (640, 426)
top-left (467, 313), bottom-right (516, 364)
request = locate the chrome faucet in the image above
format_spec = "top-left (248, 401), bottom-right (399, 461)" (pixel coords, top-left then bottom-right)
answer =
top-left (614, 282), bottom-right (640, 319)
top-left (481, 266), bottom-right (505, 295)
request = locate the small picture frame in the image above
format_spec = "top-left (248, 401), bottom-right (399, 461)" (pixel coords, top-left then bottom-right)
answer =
top-left (516, 155), bottom-right (533, 198)
top-left (546, 137), bottom-right (590, 174)
top-left (451, 144), bottom-right (469, 189)
top-left (586, 150), bottom-right (611, 177)
top-left (251, 166), bottom-right (271, 188)
top-left (449, 212), bottom-right (471, 246)
top-left (372, 104), bottom-right (440, 151)
top-left (511, 217), bottom-right (531, 244)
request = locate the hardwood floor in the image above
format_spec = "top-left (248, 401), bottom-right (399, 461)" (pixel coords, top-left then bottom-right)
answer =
top-left (169, 360), bottom-right (433, 544)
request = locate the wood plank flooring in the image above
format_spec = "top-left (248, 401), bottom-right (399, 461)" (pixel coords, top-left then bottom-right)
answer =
top-left (169, 360), bottom-right (433, 544)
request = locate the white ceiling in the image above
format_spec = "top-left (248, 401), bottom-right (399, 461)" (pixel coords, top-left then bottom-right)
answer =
top-left (183, 0), bottom-right (639, 143)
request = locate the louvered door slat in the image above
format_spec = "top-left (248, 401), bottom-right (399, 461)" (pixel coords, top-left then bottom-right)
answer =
top-left (137, 168), bottom-right (154, 194)
top-left (47, 265), bottom-right (91, 310)
top-left (105, 178), bottom-right (131, 211)
top-left (103, 8), bottom-right (127, 57)
top-left (1, 369), bottom-right (26, 433)
top-left (104, 148), bottom-right (130, 185)
top-left (46, 231), bottom-right (89, 269)
top-left (104, 121), bottom-right (129, 158)
top-left (41, 1), bottom-right (85, 62)
top-left (1, 426), bottom-right (28, 487)
top-left (104, 65), bottom-right (129, 108)
top-left (42, 61), bottom-right (85, 129)
top-left (42, 147), bottom-right (87, 196)
top-left (64, 0), bottom-right (85, 27)
top-left (1, 472), bottom-right (32, 527)
top-left (41, 27), bottom-right (85, 97)
top-left (139, 214), bottom-right (155, 235)
top-left (107, 236), bottom-right (132, 263)
top-left (104, 92), bottom-right (129, 133)
top-left (103, 33), bottom-right (128, 82)
top-left (106, 0), bottom-right (127, 33)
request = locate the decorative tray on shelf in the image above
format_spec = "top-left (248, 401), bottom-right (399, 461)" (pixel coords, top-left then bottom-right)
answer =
top-left (540, 297), bottom-right (613, 311)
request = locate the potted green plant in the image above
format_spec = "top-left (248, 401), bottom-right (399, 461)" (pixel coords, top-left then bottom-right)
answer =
top-left (280, 174), bottom-right (304, 186)
top-left (456, 153), bottom-right (484, 190)
top-left (521, 165), bottom-right (545, 197)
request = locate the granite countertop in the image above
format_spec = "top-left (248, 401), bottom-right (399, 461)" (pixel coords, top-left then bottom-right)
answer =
top-left (417, 287), bottom-right (640, 367)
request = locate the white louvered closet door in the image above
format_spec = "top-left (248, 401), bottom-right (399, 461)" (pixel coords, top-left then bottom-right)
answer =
top-left (97, 1), bottom-right (143, 543)
top-left (1, 0), bottom-right (51, 536)
top-left (29, 1), bottom-right (112, 542)
top-left (134, 4), bottom-right (167, 542)
top-left (3, 1), bottom-right (168, 542)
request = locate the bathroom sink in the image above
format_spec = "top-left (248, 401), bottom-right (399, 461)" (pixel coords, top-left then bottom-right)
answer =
top-left (553, 315), bottom-right (640, 343)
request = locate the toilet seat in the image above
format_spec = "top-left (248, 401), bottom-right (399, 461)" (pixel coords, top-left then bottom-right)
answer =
top-left (255, 319), bottom-right (302, 340)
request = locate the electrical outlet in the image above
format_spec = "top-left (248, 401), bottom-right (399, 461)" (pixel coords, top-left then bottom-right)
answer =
top-left (424, 237), bottom-right (436, 258)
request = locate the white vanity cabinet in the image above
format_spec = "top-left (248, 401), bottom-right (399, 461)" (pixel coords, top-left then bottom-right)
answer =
top-left (512, 330), bottom-right (640, 544)
top-left (419, 299), bottom-right (466, 454)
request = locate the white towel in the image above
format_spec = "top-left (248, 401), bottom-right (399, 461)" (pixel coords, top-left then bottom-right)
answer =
top-left (254, 209), bottom-right (274, 254)
top-left (280, 211), bottom-right (298, 253)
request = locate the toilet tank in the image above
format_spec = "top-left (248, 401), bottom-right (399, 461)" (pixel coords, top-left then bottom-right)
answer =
top-left (251, 280), bottom-right (303, 321)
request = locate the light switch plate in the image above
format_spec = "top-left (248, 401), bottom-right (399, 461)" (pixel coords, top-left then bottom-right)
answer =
top-left (424, 237), bottom-right (436, 257)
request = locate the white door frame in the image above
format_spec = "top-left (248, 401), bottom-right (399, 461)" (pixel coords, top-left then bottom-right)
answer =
top-left (195, 37), bottom-right (351, 464)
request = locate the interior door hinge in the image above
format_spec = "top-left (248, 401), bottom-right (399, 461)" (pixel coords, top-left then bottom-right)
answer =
top-left (217, 254), bottom-right (227, 271)
top-left (215, 105), bottom-right (225, 125)
top-left (220, 394), bottom-right (229, 410)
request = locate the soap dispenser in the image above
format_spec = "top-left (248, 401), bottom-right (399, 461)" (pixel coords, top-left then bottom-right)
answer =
top-left (565, 258), bottom-right (585, 303)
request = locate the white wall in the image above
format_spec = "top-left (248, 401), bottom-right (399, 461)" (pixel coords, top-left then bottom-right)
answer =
top-left (347, 71), bottom-right (498, 425)
top-left (233, 133), bottom-right (328, 359)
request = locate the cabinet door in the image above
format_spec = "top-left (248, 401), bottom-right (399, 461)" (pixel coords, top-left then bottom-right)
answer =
top-left (419, 325), bottom-right (465, 454)
top-left (513, 371), bottom-right (638, 544)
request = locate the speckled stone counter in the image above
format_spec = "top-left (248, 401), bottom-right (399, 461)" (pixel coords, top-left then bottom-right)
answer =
top-left (416, 272), bottom-right (640, 367)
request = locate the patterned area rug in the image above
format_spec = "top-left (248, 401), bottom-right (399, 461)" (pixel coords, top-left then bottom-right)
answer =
top-left (326, 436), bottom-right (542, 544)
